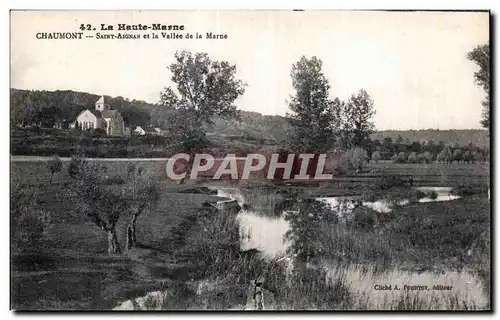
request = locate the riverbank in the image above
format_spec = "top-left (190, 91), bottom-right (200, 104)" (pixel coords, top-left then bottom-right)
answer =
top-left (10, 158), bottom-right (490, 310)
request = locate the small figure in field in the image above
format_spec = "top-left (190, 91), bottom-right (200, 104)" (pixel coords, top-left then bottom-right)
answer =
top-left (409, 176), bottom-right (414, 186)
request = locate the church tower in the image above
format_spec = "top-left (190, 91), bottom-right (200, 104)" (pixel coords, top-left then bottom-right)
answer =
top-left (95, 96), bottom-right (110, 111)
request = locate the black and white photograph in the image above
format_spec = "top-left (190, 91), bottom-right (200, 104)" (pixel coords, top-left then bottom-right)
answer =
top-left (9, 9), bottom-right (491, 311)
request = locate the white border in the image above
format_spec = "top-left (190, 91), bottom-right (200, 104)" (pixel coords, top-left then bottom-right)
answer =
top-left (2, 1), bottom-right (497, 319)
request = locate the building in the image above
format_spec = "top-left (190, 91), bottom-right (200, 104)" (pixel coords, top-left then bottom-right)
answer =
top-left (133, 126), bottom-right (146, 136)
top-left (75, 96), bottom-right (125, 136)
top-left (132, 125), bottom-right (162, 136)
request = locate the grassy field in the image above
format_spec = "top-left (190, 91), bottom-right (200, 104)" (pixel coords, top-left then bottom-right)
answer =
top-left (11, 179), bottom-right (227, 310)
top-left (10, 159), bottom-right (491, 310)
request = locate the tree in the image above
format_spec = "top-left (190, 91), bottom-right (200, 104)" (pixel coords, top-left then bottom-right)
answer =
top-left (395, 135), bottom-right (405, 145)
top-left (371, 151), bottom-right (381, 163)
top-left (391, 153), bottom-right (398, 163)
top-left (331, 97), bottom-right (350, 149)
top-left (438, 146), bottom-right (453, 164)
top-left (463, 150), bottom-right (473, 164)
top-left (410, 141), bottom-right (422, 153)
top-left (424, 151), bottom-right (435, 163)
top-left (343, 89), bottom-right (376, 148)
top-left (467, 44), bottom-right (490, 129)
top-left (123, 166), bottom-right (159, 250)
top-left (341, 147), bottom-right (369, 172)
top-left (67, 159), bottom-right (160, 255)
top-left (408, 152), bottom-right (418, 164)
top-left (397, 152), bottom-right (407, 163)
top-left (286, 56), bottom-right (335, 152)
top-left (382, 137), bottom-right (393, 153)
top-left (46, 154), bottom-right (63, 183)
top-left (158, 50), bottom-right (246, 146)
top-left (284, 199), bottom-right (338, 265)
top-left (68, 161), bottom-right (126, 254)
top-left (453, 148), bottom-right (463, 163)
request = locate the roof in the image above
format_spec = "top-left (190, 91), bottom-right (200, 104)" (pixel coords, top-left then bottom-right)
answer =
top-left (88, 109), bottom-right (102, 118)
top-left (102, 109), bottom-right (119, 118)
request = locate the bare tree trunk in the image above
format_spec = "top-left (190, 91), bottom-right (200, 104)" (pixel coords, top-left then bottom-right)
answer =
top-left (126, 205), bottom-right (144, 250)
top-left (108, 227), bottom-right (121, 254)
top-left (49, 172), bottom-right (54, 184)
top-left (126, 224), bottom-right (136, 250)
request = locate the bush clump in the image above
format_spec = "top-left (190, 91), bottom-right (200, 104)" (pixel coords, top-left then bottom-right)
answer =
top-left (11, 184), bottom-right (51, 255)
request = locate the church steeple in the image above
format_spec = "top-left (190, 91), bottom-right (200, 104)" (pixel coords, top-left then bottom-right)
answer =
top-left (95, 96), bottom-right (109, 111)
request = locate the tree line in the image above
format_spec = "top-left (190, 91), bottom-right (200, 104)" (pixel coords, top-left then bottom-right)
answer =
top-left (368, 137), bottom-right (489, 164)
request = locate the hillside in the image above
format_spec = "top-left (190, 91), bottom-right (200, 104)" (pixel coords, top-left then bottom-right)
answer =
top-left (10, 88), bottom-right (488, 148)
top-left (371, 130), bottom-right (489, 148)
top-left (10, 88), bottom-right (154, 127)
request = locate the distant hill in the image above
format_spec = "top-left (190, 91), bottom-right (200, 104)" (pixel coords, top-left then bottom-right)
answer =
top-left (10, 88), bottom-right (154, 127)
top-left (208, 111), bottom-right (289, 144)
top-left (370, 130), bottom-right (489, 148)
top-left (11, 88), bottom-right (488, 148)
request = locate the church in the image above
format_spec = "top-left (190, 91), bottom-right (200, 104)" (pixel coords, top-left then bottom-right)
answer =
top-left (73, 96), bottom-right (125, 136)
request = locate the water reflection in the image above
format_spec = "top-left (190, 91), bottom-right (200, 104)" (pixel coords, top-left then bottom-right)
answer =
top-left (213, 186), bottom-right (462, 258)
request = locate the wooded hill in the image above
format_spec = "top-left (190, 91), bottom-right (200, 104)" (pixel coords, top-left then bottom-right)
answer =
top-left (10, 88), bottom-right (489, 148)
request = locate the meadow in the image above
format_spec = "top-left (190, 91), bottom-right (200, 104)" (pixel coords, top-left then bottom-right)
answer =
top-left (10, 157), bottom-right (491, 310)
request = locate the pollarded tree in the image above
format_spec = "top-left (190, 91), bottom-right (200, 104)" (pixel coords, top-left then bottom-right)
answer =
top-left (467, 44), bottom-right (490, 129)
top-left (157, 50), bottom-right (246, 146)
top-left (343, 89), bottom-right (376, 148)
top-left (68, 161), bottom-right (128, 254)
top-left (68, 159), bottom-right (160, 254)
top-left (286, 56), bottom-right (335, 152)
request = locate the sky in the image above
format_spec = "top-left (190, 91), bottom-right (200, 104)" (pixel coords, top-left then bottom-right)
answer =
top-left (10, 10), bottom-right (489, 130)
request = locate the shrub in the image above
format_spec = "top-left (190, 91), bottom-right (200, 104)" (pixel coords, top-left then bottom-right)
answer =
top-left (350, 206), bottom-right (378, 230)
top-left (453, 149), bottom-right (463, 163)
top-left (11, 184), bottom-right (51, 255)
top-left (428, 191), bottom-right (438, 200)
top-left (397, 152), bottom-right (407, 163)
top-left (408, 189), bottom-right (427, 202)
top-left (46, 154), bottom-right (63, 183)
top-left (438, 147), bottom-right (453, 163)
top-left (126, 162), bottom-right (136, 179)
top-left (371, 151), bottom-right (381, 163)
top-left (67, 155), bottom-right (85, 179)
top-left (378, 175), bottom-right (405, 190)
top-left (451, 185), bottom-right (488, 197)
top-left (340, 148), bottom-right (369, 172)
top-left (391, 153), bottom-right (398, 163)
top-left (102, 176), bottom-right (126, 185)
top-left (284, 199), bottom-right (339, 263)
top-left (417, 153), bottom-right (428, 164)
top-left (407, 152), bottom-right (418, 164)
